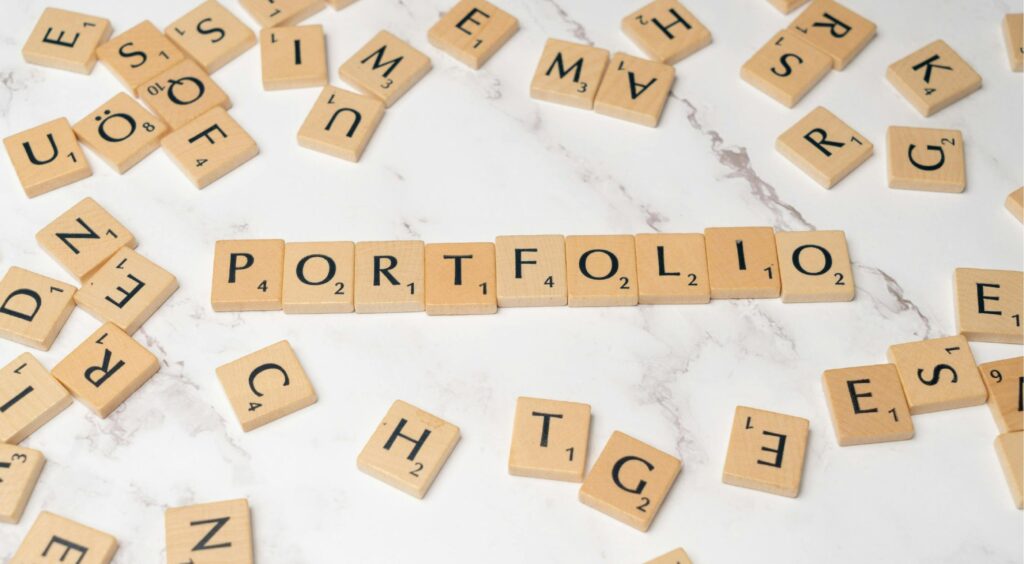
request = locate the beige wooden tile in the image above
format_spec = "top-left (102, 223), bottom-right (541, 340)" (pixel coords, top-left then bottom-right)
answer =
top-left (96, 21), bottom-right (186, 92)
top-left (357, 400), bottom-right (460, 499)
top-left (52, 322), bottom-right (159, 418)
top-left (424, 243), bottom-right (497, 315)
top-left (239, 0), bottom-right (323, 28)
top-left (887, 335), bottom-right (987, 414)
top-left (594, 53), bottom-right (675, 127)
top-left (3, 117), bottom-right (91, 198)
top-left (161, 107), bottom-right (259, 189)
top-left (260, 25), bottom-right (327, 90)
top-left (353, 241), bottom-right (425, 313)
top-left (775, 230), bottom-right (854, 303)
top-left (137, 59), bottom-right (232, 130)
top-left (529, 39), bottom-right (609, 110)
top-left (0, 353), bottom-right (71, 444)
top-left (12, 511), bottom-right (118, 563)
top-left (73, 93), bottom-right (168, 174)
top-left (0, 267), bottom-right (76, 351)
top-left (339, 31), bottom-right (431, 107)
top-left (622, 0), bottom-right (711, 64)
top-left (740, 30), bottom-right (832, 108)
top-left (1005, 14), bottom-right (1023, 72)
top-left (777, 106), bottom-right (872, 189)
top-left (211, 239), bottom-right (285, 312)
top-left (822, 364), bottom-right (914, 446)
top-left (887, 40), bottom-right (982, 117)
top-left (216, 340), bottom-right (317, 432)
top-left (995, 431), bottom-right (1023, 509)
top-left (722, 406), bottom-right (809, 498)
top-left (704, 227), bottom-right (780, 299)
top-left (282, 241), bottom-right (355, 313)
top-left (297, 86), bottom-right (386, 162)
top-left (22, 8), bottom-right (111, 74)
top-left (886, 126), bottom-right (965, 193)
top-left (495, 235), bottom-right (567, 307)
top-left (36, 197), bottom-right (137, 281)
top-left (327, 0), bottom-right (358, 8)
top-left (789, 0), bottom-right (876, 70)
top-left (166, 0), bottom-right (257, 73)
top-left (954, 268), bottom-right (1023, 344)
top-left (74, 247), bottom-right (179, 335)
top-left (579, 431), bottom-right (681, 532)
top-left (979, 356), bottom-right (1023, 434)
top-left (635, 233), bottom-right (710, 305)
top-left (428, 0), bottom-right (519, 69)
top-left (165, 498), bottom-right (253, 563)
top-left (508, 396), bottom-right (590, 482)
top-left (565, 235), bottom-right (638, 307)
top-left (1007, 187), bottom-right (1024, 223)
top-left (768, 0), bottom-right (810, 14)
top-left (645, 548), bottom-right (693, 564)
top-left (0, 444), bottom-right (44, 524)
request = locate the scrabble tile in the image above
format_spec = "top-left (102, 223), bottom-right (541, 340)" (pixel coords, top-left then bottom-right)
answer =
top-left (0, 353), bottom-right (72, 444)
top-left (979, 357), bottom-right (1023, 433)
top-left (0, 444), bottom-right (44, 524)
top-left (239, 0), bottom-right (324, 28)
top-left (565, 235), bottom-right (638, 307)
top-left (954, 268), bottom-right (1023, 344)
top-left (776, 106), bottom-right (873, 189)
top-left (1005, 187), bottom-right (1023, 223)
top-left (424, 243), bottom-right (497, 315)
top-left (722, 406), bottom-right (809, 498)
top-left (0, 267), bottom-right (76, 351)
top-left (297, 86), bottom-right (386, 162)
top-left (165, 498), bottom-right (253, 563)
top-left (508, 397), bottom-right (591, 482)
top-left (579, 431), bottom-right (681, 532)
top-left (740, 30), bottom-right (832, 108)
top-left (22, 8), bottom-right (111, 74)
top-left (635, 233), bottom-right (710, 305)
top-left (822, 364), bottom-right (914, 446)
top-left (767, 0), bottom-right (810, 14)
top-left (211, 239), bottom-right (285, 312)
top-left (12, 512), bottom-right (118, 563)
top-left (216, 340), bottom-right (317, 432)
top-left (137, 59), bottom-right (232, 130)
top-left (353, 241), bottom-right (425, 313)
top-left (495, 235), bottom-right (567, 307)
top-left (96, 21), bottom-right (186, 92)
top-left (166, 0), bottom-right (257, 73)
top-left (886, 40), bottom-right (982, 117)
top-left (428, 0), bottom-right (519, 69)
top-left (886, 335), bottom-right (987, 414)
top-left (622, 0), bottom-right (712, 64)
top-left (704, 227), bottom-right (780, 299)
top-left (3, 117), bottom-right (91, 198)
top-left (338, 31), bottom-right (432, 107)
top-left (886, 126), bottom-right (965, 193)
top-left (645, 548), bottom-right (693, 564)
top-left (789, 0), bottom-right (876, 70)
top-left (282, 241), bottom-right (355, 313)
top-left (72, 93), bottom-right (168, 174)
top-left (529, 39), bottom-right (609, 110)
top-left (1005, 14), bottom-right (1024, 72)
top-left (775, 230), bottom-right (854, 303)
top-left (74, 247), bottom-right (179, 335)
top-left (36, 197), bottom-right (137, 281)
top-left (995, 432), bottom-right (1023, 509)
top-left (52, 323), bottom-right (159, 418)
top-left (327, 0), bottom-right (358, 9)
top-left (161, 107), bottom-right (259, 189)
top-left (357, 400), bottom-right (460, 499)
top-left (260, 25), bottom-right (327, 90)
top-left (594, 53), bottom-right (675, 127)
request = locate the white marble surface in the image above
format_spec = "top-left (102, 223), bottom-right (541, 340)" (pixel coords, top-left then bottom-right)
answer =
top-left (1, 0), bottom-right (1022, 562)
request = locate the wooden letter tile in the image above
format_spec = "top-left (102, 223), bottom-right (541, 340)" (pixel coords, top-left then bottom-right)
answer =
top-left (73, 93), bottom-right (168, 174)
top-left (886, 335), bottom-right (987, 414)
top-left (357, 400), bottom-right (460, 499)
top-left (1007, 188), bottom-right (1024, 223)
top-left (777, 106), bottom-right (872, 188)
top-left (297, 86), bottom-right (386, 162)
top-left (338, 31), bottom-right (432, 107)
top-left (166, 0), bottom-right (257, 73)
top-left (12, 512), bottom-right (118, 563)
top-left (0, 267), bottom-right (75, 351)
top-left (1005, 14), bottom-right (1023, 72)
top-left (211, 239), bottom-right (284, 312)
top-left (995, 432), bottom-right (1023, 509)
top-left (529, 39), bottom-right (609, 110)
top-left (775, 230), bottom-right (854, 303)
top-left (495, 235), bottom-right (567, 307)
top-left (887, 40), bottom-right (982, 117)
top-left (282, 241), bottom-right (355, 313)
top-left (579, 431), bottom-right (681, 531)
top-left (508, 396), bottom-right (590, 482)
top-left (239, 0), bottom-right (323, 28)
top-left (635, 233), bottom-right (710, 305)
top-left (261, 25), bottom-right (327, 90)
top-left (137, 59), bottom-right (232, 129)
top-left (789, 0), bottom-right (876, 70)
top-left (886, 126), bottom-right (965, 192)
top-left (96, 21), bottom-right (186, 92)
top-left (822, 364), bottom-right (914, 446)
top-left (768, 0), bottom-right (809, 14)
top-left (954, 268), bottom-right (1023, 344)
top-left (428, 0), bottom-right (519, 69)
top-left (216, 340), bottom-right (317, 432)
top-left (565, 235), bottom-right (638, 307)
top-left (425, 242), bottom-right (497, 315)
top-left (74, 247), bottom-right (179, 335)
top-left (0, 444), bottom-right (44, 524)
top-left (22, 7), bottom-right (111, 74)
top-left (327, 0), bottom-right (358, 9)
top-left (704, 227), bottom-right (780, 299)
top-left (0, 353), bottom-right (72, 444)
top-left (740, 30), bottom-right (832, 108)
top-left (353, 241), bottom-right (425, 313)
top-left (622, 0), bottom-right (712, 64)
top-left (36, 197), bottom-right (137, 281)
top-left (722, 406), bottom-right (809, 497)
top-left (979, 357), bottom-right (1023, 433)
top-left (166, 498), bottom-right (253, 563)
top-left (3, 117), bottom-right (91, 198)
top-left (645, 548), bottom-right (693, 564)
top-left (594, 53), bottom-right (675, 127)
top-left (161, 107), bottom-right (259, 189)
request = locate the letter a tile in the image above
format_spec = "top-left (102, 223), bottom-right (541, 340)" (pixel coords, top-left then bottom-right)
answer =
top-left (161, 107), bottom-right (259, 189)
top-left (822, 364), bottom-right (914, 446)
top-left (165, 498), bottom-right (253, 563)
top-left (22, 8), bottom-right (112, 74)
top-left (979, 357), bottom-right (1023, 433)
top-left (776, 106), bottom-right (872, 189)
top-left (622, 0), bottom-right (712, 64)
top-left (722, 406), bottom-right (809, 497)
top-left (0, 353), bottom-right (72, 444)
top-left (216, 340), bottom-right (317, 432)
top-left (954, 268), bottom-right (1023, 344)
top-left (594, 53), bottom-right (675, 127)
top-left (886, 40), bottom-right (982, 117)
top-left (36, 197), bottom-right (137, 281)
top-left (0, 267), bottom-right (76, 351)
top-left (74, 247), bottom-right (179, 335)
top-left (0, 444), bottom-right (45, 524)
top-left (3, 117), bottom-right (92, 198)
top-left (428, 0), bottom-right (519, 69)
top-left (297, 86), bottom-right (386, 162)
top-left (886, 335), bottom-right (987, 414)
top-left (12, 512), bottom-right (118, 564)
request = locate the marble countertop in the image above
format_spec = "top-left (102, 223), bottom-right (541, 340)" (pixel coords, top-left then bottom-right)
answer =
top-left (1, 0), bottom-right (1022, 562)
